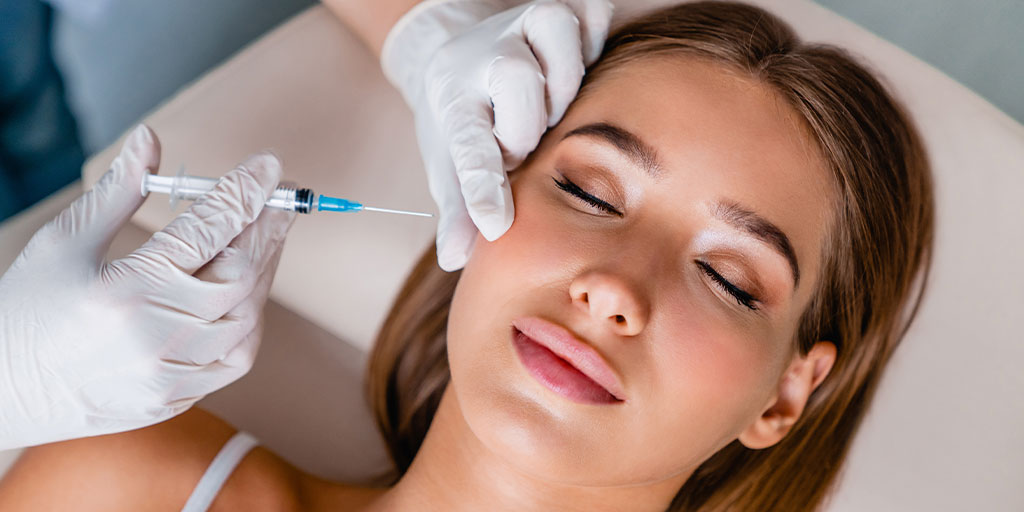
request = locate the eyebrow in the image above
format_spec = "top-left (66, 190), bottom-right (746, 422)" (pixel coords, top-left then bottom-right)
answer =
top-left (712, 201), bottom-right (801, 287)
top-left (562, 122), bottom-right (663, 179)
top-left (563, 121), bottom-right (801, 288)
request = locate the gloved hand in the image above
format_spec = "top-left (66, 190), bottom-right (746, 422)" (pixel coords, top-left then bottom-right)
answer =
top-left (381, 0), bottom-right (613, 271)
top-left (0, 124), bottom-right (295, 449)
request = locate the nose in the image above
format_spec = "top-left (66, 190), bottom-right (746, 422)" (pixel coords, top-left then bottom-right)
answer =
top-left (569, 270), bottom-right (650, 337)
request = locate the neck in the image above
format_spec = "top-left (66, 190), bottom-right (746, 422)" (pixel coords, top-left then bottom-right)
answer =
top-left (364, 385), bottom-right (689, 512)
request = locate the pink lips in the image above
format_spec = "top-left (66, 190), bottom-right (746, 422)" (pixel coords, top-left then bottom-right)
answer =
top-left (511, 316), bottom-right (626, 405)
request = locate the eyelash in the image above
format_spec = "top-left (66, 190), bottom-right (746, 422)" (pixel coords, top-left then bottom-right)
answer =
top-left (552, 174), bottom-right (758, 312)
top-left (552, 175), bottom-right (623, 217)
top-left (696, 260), bottom-right (759, 311)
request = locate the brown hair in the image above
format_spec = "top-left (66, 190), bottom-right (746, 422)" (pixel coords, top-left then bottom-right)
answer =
top-left (365, 2), bottom-right (934, 510)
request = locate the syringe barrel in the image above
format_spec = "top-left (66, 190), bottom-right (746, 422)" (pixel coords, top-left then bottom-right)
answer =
top-left (267, 185), bottom-right (315, 213)
top-left (142, 173), bottom-right (315, 213)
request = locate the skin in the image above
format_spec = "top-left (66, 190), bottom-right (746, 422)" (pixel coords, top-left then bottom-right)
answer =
top-left (322, 0), bottom-right (421, 55)
top-left (0, 57), bottom-right (836, 511)
top-left (321, 0), bottom-right (520, 56)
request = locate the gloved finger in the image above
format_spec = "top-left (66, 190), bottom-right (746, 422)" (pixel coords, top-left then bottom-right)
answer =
top-left (176, 210), bottom-right (290, 322)
top-left (487, 46), bottom-right (548, 168)
top-left (413, 115), bottom-right (481, 271)
top-left (436, 200), bottom-right (477, 271)
top-left (520, 0), bottom-right (585, 127)
top-left (189, 206), bottom-right (296, 318)
top-left (133, 152), bottom-right (282, 275)
top-left (161, 242), bottom-right (281, 366)
top-left (195, 245), bottom-right (280, 378)
top-left (215, 248), bottom-right (278, 368)
top-left (205, 324), bottom-right (261, 387)
top-left (104, 208), bottom-right (291, 322)
top-left (556, 0), bottom-right (614, 65)
top-left (42, 124), bottom-right (160, 260)
top-left (160, 326), bottom-right (265, 410)
top-left (433, 94), bottom-right (514, 242)
top-left (103, 249), bottom-right (226, 320)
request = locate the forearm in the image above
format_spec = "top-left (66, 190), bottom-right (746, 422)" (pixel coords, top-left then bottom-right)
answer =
top-left (321, 0), bottom-right (522, 57)
top-left (321, 0), bottom-right (418, 57)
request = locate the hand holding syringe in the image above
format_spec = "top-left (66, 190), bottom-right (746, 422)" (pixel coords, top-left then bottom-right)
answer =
top-left (142, 168), bottom-right (433, 218)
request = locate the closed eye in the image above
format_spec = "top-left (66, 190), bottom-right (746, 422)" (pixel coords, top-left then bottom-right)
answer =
top-left (552, 175), bottom-right (623, 217)
top-left (696, 260), bottom-right (759, 311)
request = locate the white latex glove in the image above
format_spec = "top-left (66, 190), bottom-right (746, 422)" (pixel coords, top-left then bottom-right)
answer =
top-left (0, 125), bottom-right (296, 449)
top-left (381, 0), bottom-right (613, 270)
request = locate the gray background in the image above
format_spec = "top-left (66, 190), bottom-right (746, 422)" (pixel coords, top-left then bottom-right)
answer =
top-left (815, 0), bottom-right (1022, 124)
top-left (51, 0), bottom-right (1023, 156)
top-left (52, 0), bottom-right (316, 153)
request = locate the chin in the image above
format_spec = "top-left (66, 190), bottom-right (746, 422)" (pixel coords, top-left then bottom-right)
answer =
top-left (449, 348), bottom-right (640, 487)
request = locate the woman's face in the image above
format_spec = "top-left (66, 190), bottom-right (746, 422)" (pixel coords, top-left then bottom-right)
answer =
top-left (446, 56), bottom-right (834, 487)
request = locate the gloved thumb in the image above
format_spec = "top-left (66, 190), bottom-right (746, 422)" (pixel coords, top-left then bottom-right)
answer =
top-left (413, 112), bottom-right (485, 271)
top-left (435, 98), bottom-right (514, 242)
top-left (436, 200), bottom-right (477, 271)
top-left (51, 124), bottom-right (160, 258)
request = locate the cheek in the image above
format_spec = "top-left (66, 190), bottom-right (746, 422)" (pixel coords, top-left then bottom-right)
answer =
top-left (639, 314), bottom-right (784, 461)
top-left (462, 176), bottom-right (589, 288)
top-left (448, 170), bottom-right (564, 315)
top-left (447, 179), bottom-right (584, 416)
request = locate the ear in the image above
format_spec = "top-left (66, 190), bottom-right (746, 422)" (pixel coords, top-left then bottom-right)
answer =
top-left (738, 341), bottom-right (837, 450)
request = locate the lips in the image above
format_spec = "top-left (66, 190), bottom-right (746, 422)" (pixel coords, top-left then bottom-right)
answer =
top-left (511, 316), bottom-right (626, 404)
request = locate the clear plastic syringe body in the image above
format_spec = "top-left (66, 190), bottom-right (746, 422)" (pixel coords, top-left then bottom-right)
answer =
top-left (142, 169), bottom-right (318, 213)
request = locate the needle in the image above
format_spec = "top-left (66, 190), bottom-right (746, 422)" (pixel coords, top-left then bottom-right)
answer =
top-left (361, 206), bottom-right (434, 217)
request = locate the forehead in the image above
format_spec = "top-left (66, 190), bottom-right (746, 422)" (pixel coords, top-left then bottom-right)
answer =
top-left (556, 55), bottom-right (834, 295)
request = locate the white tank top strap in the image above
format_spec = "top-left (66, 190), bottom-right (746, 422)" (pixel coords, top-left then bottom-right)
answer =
top-left (181, 430), bottom-right (260, 512)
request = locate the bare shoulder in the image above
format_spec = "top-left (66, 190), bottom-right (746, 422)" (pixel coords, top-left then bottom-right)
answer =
top-left (0, 407), bottom-right (305, 511)
top-left (0, 407), bottom-right (388, 511)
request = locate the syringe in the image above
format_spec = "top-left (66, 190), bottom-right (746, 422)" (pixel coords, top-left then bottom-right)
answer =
top-left (141, 169), bottom-right (433, 218)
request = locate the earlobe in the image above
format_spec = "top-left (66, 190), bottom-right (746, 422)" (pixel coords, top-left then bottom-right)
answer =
top-left (737, 341), bottom-right (837, 450)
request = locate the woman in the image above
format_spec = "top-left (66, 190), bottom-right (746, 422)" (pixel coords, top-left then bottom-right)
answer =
top-left (0, 2), bottom-right (933, 510)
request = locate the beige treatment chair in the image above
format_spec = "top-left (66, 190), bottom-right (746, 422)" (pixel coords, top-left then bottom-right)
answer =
top-left (1, 1), bottom-right (1022, 509)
